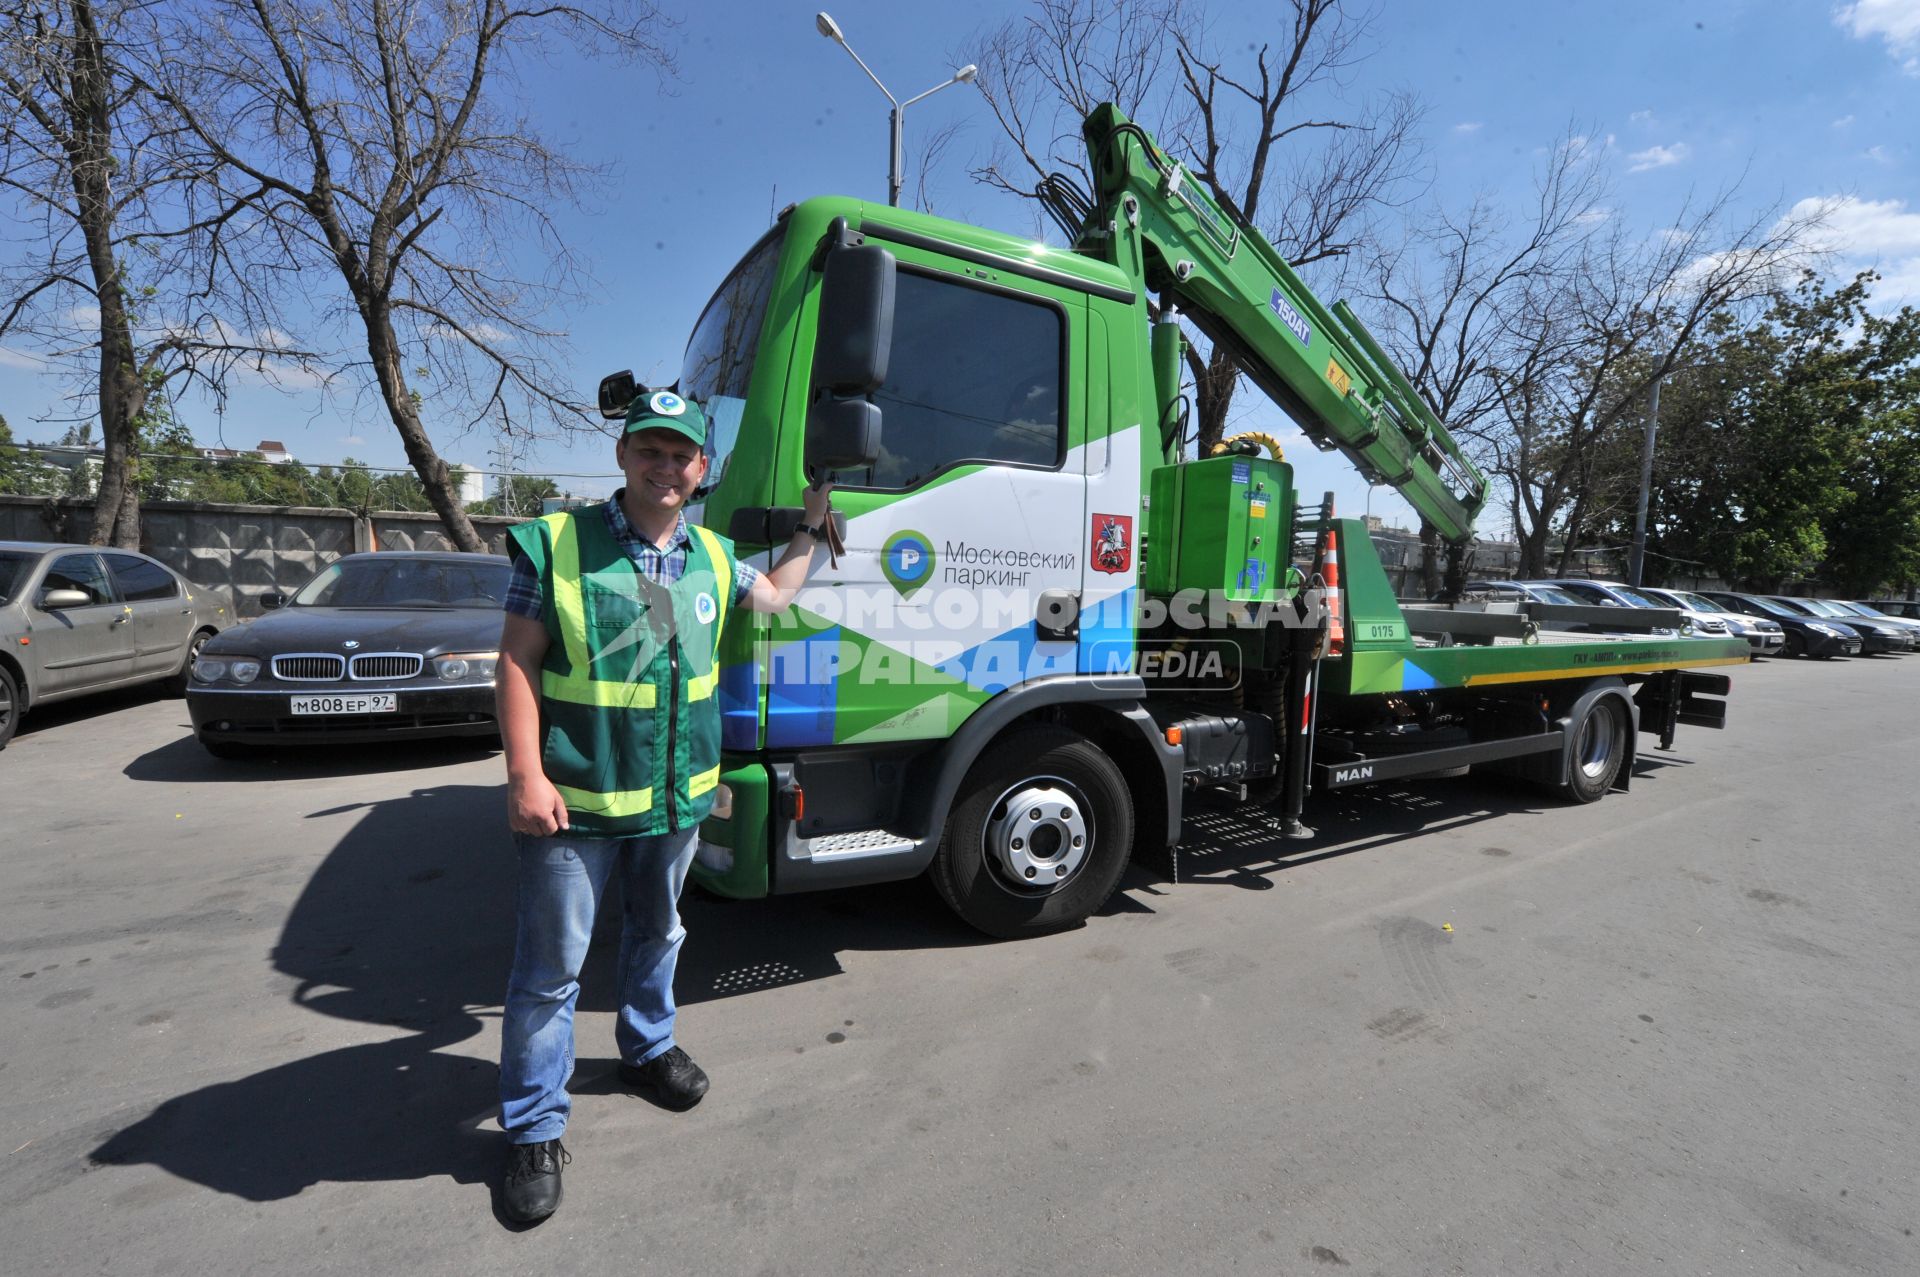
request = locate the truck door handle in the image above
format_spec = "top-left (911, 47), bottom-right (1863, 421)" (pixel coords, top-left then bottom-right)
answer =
top-left (1036, 589), bottom-right (1080, 640)
top-left (728, 505), bottom-right (848, 546)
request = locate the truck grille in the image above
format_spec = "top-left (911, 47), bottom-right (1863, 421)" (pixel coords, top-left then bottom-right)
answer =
top-left (273, 654), bottom-right (346, 681)
top-left (349, 653), bottom-right (424, 680)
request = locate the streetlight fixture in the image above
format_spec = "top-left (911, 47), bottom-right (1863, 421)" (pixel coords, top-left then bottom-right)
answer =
top-left (815, 11), bottom-right (977, 208)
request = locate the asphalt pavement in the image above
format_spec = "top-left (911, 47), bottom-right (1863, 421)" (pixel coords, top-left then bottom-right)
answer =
top-left (0, 655), bottom-right (1916, 1274)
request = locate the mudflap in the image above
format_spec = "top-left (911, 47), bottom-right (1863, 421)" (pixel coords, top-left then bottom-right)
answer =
top-left (1633, 670), bottom-right (1731, 750)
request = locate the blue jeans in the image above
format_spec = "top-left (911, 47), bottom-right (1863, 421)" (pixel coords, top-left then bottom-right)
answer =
top-left (498, 826), bottom-right (700, 1143)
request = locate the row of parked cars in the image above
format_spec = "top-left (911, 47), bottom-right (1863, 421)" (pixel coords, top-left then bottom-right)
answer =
top-left (7, 538), bottom-right (1917, 754)
top-left (1456, 576), bottom-right (1920, 659)
top-left (1, 540), bottom-right (508, 754)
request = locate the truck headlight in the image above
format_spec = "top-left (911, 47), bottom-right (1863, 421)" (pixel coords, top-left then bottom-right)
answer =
top-left (434, 651), bottom-right (499, 681)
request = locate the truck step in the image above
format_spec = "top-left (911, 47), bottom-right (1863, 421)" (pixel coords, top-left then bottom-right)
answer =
top-left (806, 828), bottom-right (918, 861)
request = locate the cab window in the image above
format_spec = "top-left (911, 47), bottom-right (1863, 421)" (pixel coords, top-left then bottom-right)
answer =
top-left (832, 268), bottom-right (1065, 490)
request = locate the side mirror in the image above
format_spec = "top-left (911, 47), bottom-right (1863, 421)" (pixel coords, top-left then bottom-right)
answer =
top-left (814, 244), bottom-right (895, 392)
top-left (39, 587), bottom-right (93, 610)
top-left (807, 237), bottom-right (895, 475)
top-left (597, 369), bottom-right (638, 421)
top-left (808, 398), bottom-right (882, 478)
top-left (259, 591), bottom-right (288, 610)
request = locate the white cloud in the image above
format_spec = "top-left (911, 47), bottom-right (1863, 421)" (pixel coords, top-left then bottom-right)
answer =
top-left (1865, 144), bottom-right (1894, 162)
top-left (1790, 194), bottom-right (1920, 255)
top-left (1784, 194), bottom-right (1920, 307)
top-left (1574, 207), bottom-right (1614, 225)
top-left (341, 434), bottom-right (366, 446)
top-left (1873, 255), bottom-right (1920, 302)
top-left (1451, 121), bottom-right (1482, 135)
top-left (1628, 142), bottom-right (1691, 172)
top-left (1629, 109), bottom-right (1655, 124)
top-left (1832, 113), bottom-right (1856, 127)
top-left (1835, 0), bottom-right (1920, 73)
top-left (0, 345), bottom-right (49, 370)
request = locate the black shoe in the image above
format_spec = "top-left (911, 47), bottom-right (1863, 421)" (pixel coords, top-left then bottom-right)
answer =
top-left (501, 1138), bottom-right (569, 1224)
top-left (620, 1045), bottom-right (709, 1110)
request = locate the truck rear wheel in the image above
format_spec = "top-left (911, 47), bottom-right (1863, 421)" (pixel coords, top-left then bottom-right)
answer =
top-left (1562, 696), bottom-right (1627, 803)
top-left (931, 725), bottom-right (1134, 939)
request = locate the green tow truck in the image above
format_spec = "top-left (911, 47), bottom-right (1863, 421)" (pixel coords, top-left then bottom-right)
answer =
top-left (599, 105), bottom-right (1748, 938)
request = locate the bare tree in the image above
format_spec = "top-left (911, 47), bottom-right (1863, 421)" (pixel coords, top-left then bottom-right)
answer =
top-left (140, 0), bottom-right (670, 551)
top-left (969, 0), bottom-right (1183, 219)
top-left (0, 0), bottom-right (310, 546)
top-left (1363, 128), bottom-right (1608, 591)
top-left (1484, 192), bottom-right (1824, 576)
top-left (970, 0), bottom-right (1422, 452)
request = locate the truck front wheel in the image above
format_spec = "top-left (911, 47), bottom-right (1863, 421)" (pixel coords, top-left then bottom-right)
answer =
top-left (931, 726), bottom-right (1134, 939)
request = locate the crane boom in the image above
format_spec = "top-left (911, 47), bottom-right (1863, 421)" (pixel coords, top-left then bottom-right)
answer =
top-left (1077, 104), bottom-right (1488, 543)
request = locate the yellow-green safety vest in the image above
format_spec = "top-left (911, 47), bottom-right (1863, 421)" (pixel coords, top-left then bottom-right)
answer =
top-left (507, 506), bottom-right (736, 836)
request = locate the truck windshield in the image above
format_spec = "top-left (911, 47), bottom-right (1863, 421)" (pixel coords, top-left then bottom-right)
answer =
top-left (681, 226), bottom-right (784, 498)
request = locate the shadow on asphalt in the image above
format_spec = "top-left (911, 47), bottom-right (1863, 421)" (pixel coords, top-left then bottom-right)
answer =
top-left (122, 732), bottom-right (498, 782)
top-left (86, 756), bottom-right (1680, 1200)
top-left (10, 681), bottom-right (172, 739)
top-left (83, 782), bottom-right (981, 1202)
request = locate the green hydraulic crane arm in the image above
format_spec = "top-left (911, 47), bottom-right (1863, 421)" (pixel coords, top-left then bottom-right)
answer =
top-left (1078, 104), bottom-right (1488, 543)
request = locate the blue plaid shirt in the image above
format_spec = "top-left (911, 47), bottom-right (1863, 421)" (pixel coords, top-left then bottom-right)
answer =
top-left (503, 494), bottom-right (761, 620)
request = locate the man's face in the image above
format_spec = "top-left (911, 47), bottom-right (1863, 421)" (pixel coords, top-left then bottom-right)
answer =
top-left (618, 427), bottom-right (708, 515)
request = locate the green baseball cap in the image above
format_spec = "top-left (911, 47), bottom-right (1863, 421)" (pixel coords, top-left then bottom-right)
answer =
top-left (622, 389), bottom-right (707, 446)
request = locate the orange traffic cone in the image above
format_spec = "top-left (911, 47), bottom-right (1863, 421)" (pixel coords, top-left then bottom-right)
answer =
top-left (1321, 527), bottom-right (1344, 656)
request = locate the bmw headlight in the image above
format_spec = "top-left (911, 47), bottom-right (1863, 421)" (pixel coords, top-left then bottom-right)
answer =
top-left (434, 651), bottom-right (500, 681)
top-left (193, 657), bottom-right (262, 683)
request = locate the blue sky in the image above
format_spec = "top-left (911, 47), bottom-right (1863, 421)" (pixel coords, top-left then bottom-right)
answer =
top-left (4, 0), bottom-right (1918, 534)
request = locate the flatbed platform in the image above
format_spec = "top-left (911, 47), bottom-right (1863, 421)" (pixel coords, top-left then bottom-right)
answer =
top-left (1341, 633), bottom-right (1750, 695)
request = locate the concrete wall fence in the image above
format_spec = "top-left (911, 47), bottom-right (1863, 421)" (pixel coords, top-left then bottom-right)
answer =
top-left (1, 494), bottom-right (521, 618)
top-left (6, 494), bottom-right (1872, 613)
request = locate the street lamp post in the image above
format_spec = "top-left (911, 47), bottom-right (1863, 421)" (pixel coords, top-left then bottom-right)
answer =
top-left (1627, 374), bottom-right (1662, 588)
top-left (815, 12), bottom-right (976, 208)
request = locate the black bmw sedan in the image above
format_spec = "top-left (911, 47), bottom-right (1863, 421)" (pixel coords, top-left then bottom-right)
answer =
top-left (187, 552), bottom-right (510, 756)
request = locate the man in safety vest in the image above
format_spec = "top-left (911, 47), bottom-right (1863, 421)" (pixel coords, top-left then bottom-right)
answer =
top-left (494, 389), bottom-right (835, 1224)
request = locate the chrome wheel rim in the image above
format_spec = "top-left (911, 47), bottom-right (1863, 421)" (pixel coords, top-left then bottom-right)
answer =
top-left (983, 779), bottom-right (1090, 894)
top-left (1576, 707), bottom-right (1616, 779)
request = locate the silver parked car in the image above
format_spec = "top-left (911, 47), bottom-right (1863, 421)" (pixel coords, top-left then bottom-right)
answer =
top-left (1640, 586), bottom-right (1786, 656)
top-left (0, 541), bottom-right (230, 749)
